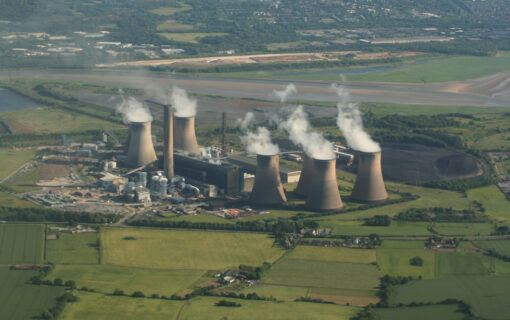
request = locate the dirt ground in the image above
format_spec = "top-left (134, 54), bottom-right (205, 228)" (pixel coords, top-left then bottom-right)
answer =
top-left (38, 162), bottom-right (69, 180)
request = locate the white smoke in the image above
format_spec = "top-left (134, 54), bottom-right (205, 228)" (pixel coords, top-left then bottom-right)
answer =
top-left (170, 86), bottom-right (197, 117)
top-left (332, 84), bottom-right (380, 153)
top-left (116, 92), bottom-right (153, 124)
top-left (273, 83), bottom-right (297, 103)
top-left (238, 112), bottom-right (279, 155)
top-left (280, 106), bottom-right (335, 160)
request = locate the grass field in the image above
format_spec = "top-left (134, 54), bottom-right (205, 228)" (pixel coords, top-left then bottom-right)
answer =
top-left (50, 265), bottom-right (204, 295)
top-left (150, 4), bottom-right (192, 16)
top-left (390, 275), bottom-right (510, 320)
top-left (467, 186), bottom-right (510, 221)
top-left (158, 32), bottom-right (228, 43)
top-left (4, 167), bottom-right (40, 192)
top-left (0, 224), bottom-right (43, 264)
top-left (376, 249), bottom-right (436, 279)
top-left (157, 19), bottom-right (193, 31)
top-left (321, 220), bottom-right (432, 236)
top-left (432, 222), bottom-right (495, 236)
top-left (345, 53), bottom-right (510, 83)
top-left (101, 228), bottom-right (284, 270)
top-left (374, 305), bottom-right (464, 320)
top-left (46, 232), bottom-right (99, 265)
top-left (262, 258), bottom-right (382, 291)
top-left (60, 291), bottom-right (185, 320)
top-left (0, 267), bottom-right (65, 320)
top-left (0, 191), bottom-right (39, 208)
top-left (287, 246), bottom-right (376, 264)
top-left (178, 296), bottom-right (360, 320)
top-left (1, 107), bottom-right (122, 134)
top-left (435, 252), bottom-right (489, 278)
top-left (0, 148), bottom-right (36, 181)
top-left (165, 214), bottom-right (235, 224)
top-left (474, 239), bottom-right (510, 256)
top-left (241, 284), bottom-right (308, 301)
top-left (380, 240), bottom-right (426, 249)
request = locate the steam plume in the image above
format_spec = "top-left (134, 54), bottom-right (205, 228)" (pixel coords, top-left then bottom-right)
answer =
top-left (280, 106), bottom-right (335, 160)
top-left (170, 86), bottom-right (197, 117)
top-left (332, 84), bottom-right (380, 153)
top-left (116, 92), bottom-right (153, 124)
top-left (273, 83), bottom-right (297, 103)
top-left (238, 112), bottom-right (279, 155)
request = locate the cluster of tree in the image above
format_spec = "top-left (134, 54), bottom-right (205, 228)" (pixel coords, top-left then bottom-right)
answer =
top-left (396, 207), bottom-right (486, 222)
top-left (238, 263), bottom-right (271, 280)
top-left (0, 206), bottom-right (120, 224)
top-left (294, 297), bottom-right (334, 304)
top-left (493, 225), bottom-right (510, 235)
top-left (0, 130), bottom-right (103, 148)
top-left (376, 275), bottom-right (415, 308)
top-left (30, 277), bottom-right (76, 289)
top-left (299, 234), bottom-right (382, 249)
top-left (409, 256), bottom-right (424, 266)
top-left (484, 250), bottom-right (510, 263)
top-left (422, 174), bottom-right (496, 192)
top-left (40, 292), bottom-right (78, 319)
top-left (363, 215), bottom-right (391, 226)
top-left (215, 300), bottom-right (241, 307)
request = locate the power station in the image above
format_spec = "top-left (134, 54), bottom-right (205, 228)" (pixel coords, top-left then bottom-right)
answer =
top-left (250, 154), bottom-right (287, 205)
top-left (126, 121), bottom-right (157, 167)
top-left (174, 116), bottom-right (200, 154)
top-left (306, 158), bottom-right (343, 211)
top-left (351, 151), bottom-right (388, 202)
top-left (294, 155), bottom-right (313, 197)
top-left (163, 104), bottom-right (174, 180)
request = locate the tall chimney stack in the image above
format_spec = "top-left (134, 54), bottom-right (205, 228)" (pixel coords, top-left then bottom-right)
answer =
top-left (351, 151), bottom-right (388, 202)
top-left (306, 158), bottom-right (343, 211)
top-left (126, 121), bottom-right (157, 167)
top-left (164, 105), bottom-right (174, 180)
top-left (294, 155), bottom-right (313, 197)
top-left (250, 154), bottom-right (287, 206)
top-left (174, 116), bottom-right (200, 154)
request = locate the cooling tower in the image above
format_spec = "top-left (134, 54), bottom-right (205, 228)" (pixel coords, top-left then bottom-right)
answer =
top-left (164, 105), bottom-right (174, 180)
top-left (126, 121), bottom-right (157, 167)
top-left (306, 158), bottom-right (343, 211)
top-left (174, 116), bottom-right (200, 154)
top-left (250, 154), bottom-right (287, 206)
top-left (351, 151), bottom-right (388, 202)
top-left (294, 155), bottom-right (313, 197)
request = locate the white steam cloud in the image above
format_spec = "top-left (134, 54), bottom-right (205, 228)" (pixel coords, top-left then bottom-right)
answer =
top-left (273, 83), bottom-right (297, 103)
top-left (116, 92), bottom-right (153, 124)
top-left (332, 84), bottom-right (380, 153)
top-left (170, 86), bottom-right (197, 117)
top-left (238, 112), bottom-right (279, 155)
top-left (279, 106), bottom-right (335, 160)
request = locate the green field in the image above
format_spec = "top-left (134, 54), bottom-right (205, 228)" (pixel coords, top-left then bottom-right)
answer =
top-left (287, 246), bottom-right (376, 264)
top-left (158, 32), bottom-right (228, 43)
top-left (380, 240), bottom-right (426, 249)
top-left (0, 149), bottom-right (36, 181)
top-left (376, 249), bottom-right (436, 279)
top-left (50, 265), bottom-right (204, 295)
top-left (157, 19), bottom-right (193, 31)
top-left (0, 224), bottom-right (43, 264)
top-left (321, 220), bottom-right (432, 236)
top-left (435, 252), bottom-right (489, 278)
top-left (390, 275), bottom-right (510, 320)
top-left (240, 284), bottom-right (308, 301)
top-left (262, 258), bottom-right (382, 291)
top-left (101, 228), bottom-right (284, 270)
top-left (474, 239), bottom-right (510, 256)
top-left (60, 292), bottom-right (185, 320)
top-left (4, 167), bottom-right (40, 192)
top-left (166, 213), bottom-right (235, 224)
top-left (150, 4), bottom-right (192, 16)
top-left (46, 232), bottom-right (99, 265)
top-left (0, 267), bottom-right (64, 320)
top-left (467, 186), bottom-right (510, 221)
top-left (0, 191), bottom-right (39, 208)
top-left (432, 222), bottom-right (495, 236)
top-left (179, 297), bottom-right (360, 320)
top-left (345, 53), bottom-right (510, 83)
top-left (374, 305), bottom-right (464, 320)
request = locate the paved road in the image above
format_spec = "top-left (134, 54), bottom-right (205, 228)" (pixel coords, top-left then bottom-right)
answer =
top-left (1, 69), bottom-right (509, 107)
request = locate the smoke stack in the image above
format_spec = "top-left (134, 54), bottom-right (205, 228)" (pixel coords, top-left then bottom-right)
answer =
top-left (164, 105), bottom-right (174, 180)
top-left (250, 154), bottom-right (287, 205)
top-left (306, 158), bottom-right (343, 211)
top-left (351, 151), bottom-right (388, 202)
top-left (126, 121), bottom-right (157, 167)
top-left (174, 116), bottom-right (200, 154)
top-left (294, 155), bottom-right (313, 197)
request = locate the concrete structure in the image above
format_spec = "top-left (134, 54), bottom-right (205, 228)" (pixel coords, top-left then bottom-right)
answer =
top-left (174, 116), bottom-right (200, 154)
top-left (351, 151), bottom-right (388, 202)
top-left (163, 105), bottom-right (174, 180)
top-left (306, 158), bottom-right (343, 211)
top-left (250, 154), bottom-right (287, 206)
top-left (126, 121), bottom-right (157, 167)
top-left (295, 155), bottom-right (313, 197)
